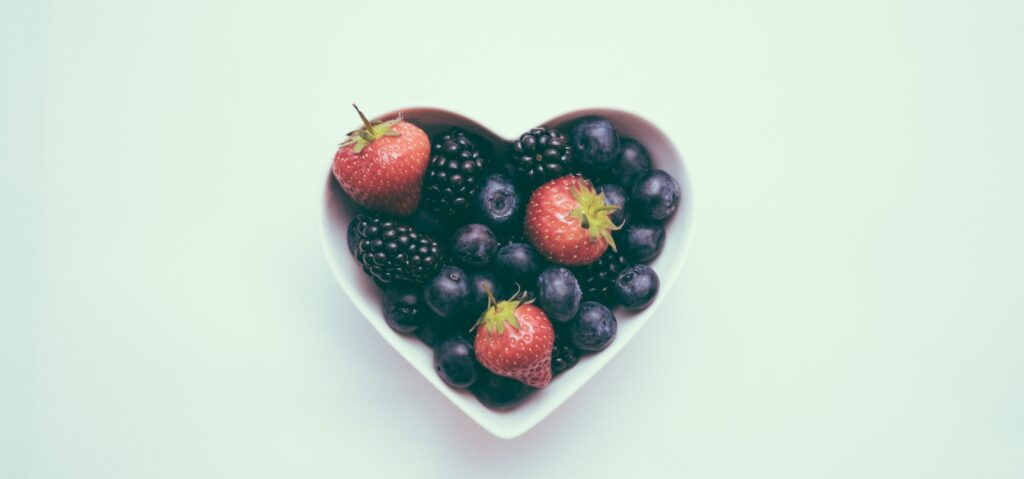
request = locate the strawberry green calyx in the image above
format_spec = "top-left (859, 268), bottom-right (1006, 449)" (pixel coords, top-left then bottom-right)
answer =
top-left (569, 179), bottom-right (622, 251)
top-left (341, 104), bottom-right (403, 154)
top-left (474, 287), bottom-right (533, 335)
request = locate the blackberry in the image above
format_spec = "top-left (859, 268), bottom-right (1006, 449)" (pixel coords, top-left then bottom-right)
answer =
top-left (423, 129), bottom-right (486, 217)
top-left (551, 339), bottom-right (580, 375)
top-left (350, 214), bottom-right (443, 285)
top-left (511, 127), bottom-right (573, 186)
top-left (573, 249), bottom-right (630, 303)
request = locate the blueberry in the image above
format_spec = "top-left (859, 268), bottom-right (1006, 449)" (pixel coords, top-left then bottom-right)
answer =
top-left (471, 371), bottom-right (532, 410)
top-left (450, 223), bottom-right (498, 268)
top-left (408, 207), bottom-right (450, 243)
top-left (614, 264), bottom-right (660, 311)
top-left (631, 169), bottom-right (680, 221)
top-left (468, 271), bottom-right (505, 317)
top-left (536, 267), bottom-right (582, 323)
top-left (473, 174), bottom-right (523, 234)
top-left (618, 222), bottom-right (665, 263)
top-left (569, 116), bottom-right (620, 175)
top-left (434, 335), bottom-right (480, 389)
top-left (570, 301), bottom-right (617, 351)
top-left (494, 241), bottom-right (544, 286)
top-left (414, 313), bottom-right (453, 347)
top-left (382, 283), bottom-right (428, 333)
top-left (610, 139), bottom-right (652, 188)
top-left (597, 183), bottom-right (628, 226)
top-left (424, 266), bottom-right (473, 319)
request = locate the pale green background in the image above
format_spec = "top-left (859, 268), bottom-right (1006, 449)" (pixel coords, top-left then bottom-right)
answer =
top-left (2, 0), bottom-right (1023, 477)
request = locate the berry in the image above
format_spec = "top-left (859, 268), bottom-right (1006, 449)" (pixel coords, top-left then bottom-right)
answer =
top-left (434, 335), bottom-right (480, 389)
top-left (414, 313), bottom-right (454, 347)
top-left (597, 183), bottom-right (628, 226)
top-left (550, 338), bottom-right (580, 375)
top-left (332, 105), bottom-right (430, 216)
top-left (573, 249), bottom-right (630, 303)
top-left (494, 241), bottom-right (544, 285)
top-left (422, 129), bottom-right (486, 217)
top-left (474, 290), bottom-right (555, 388)
top-left (473, 174), bottom-right (523, 234)
top-left (424, 265), bottom-right (474, 319)
top-left (511, 127), bottom-right (574, 186)
top-left (608, 138), bottom-right (652, 188)
top-left (569, 116), bottom-right (620, 175)
top-left (408, 207), bottom-right (450, 243)
top-left (631, 169), bottom-right (680, 221)
top-left (536, 267), bottom-right (582, 323)
top-left (570, 301), bottom-right (617, 352)
top-left (351, 214), bottom-right (443, 285)
top-left (450, 223), bottom-right (498, 268)
top-left (382, 283), bottom-right (428, 333)
top-left (614, 264), bottom-right (660, 311)
top-left (524, 176), bottom-right (621, 266)
top-left (618, 222), bottom-right (665, 263)
top-left (471, 372), bottom-right (532, 410)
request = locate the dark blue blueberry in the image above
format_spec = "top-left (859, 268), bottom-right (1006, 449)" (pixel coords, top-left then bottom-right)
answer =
top-left (434, 335), bottom-right (480, 389)
top-left (631, 169), bottom-right (680, 221)
top-left (414, 313), bottom-right (454, 347)
top-left (408, 207), bottom-right (451, 244)
top-left (450, 223), bottom-right (498, 268)
top-left (618, 222), bottom-right (665, 263)
top-left (614, 264), bottom-right (660, 311)
top-left (569, 116), bottom-right (620, 175)
top-left (424, 266), bottom-right (473, 319)
top-left (473, 174), bottom-right (523, 234)
top-left (597, 183), bottom-right (628, 226)
top-left (570, 301), bottom-right (617, 352)
top-left (471, 371), bottom-right (532, 410)
top-left (382, 282), bottom-right (428, 333)
top-left (610, 139), bottom-right (652, 188)
top-left (536, 267), bottom-right (582, 323)
top-left (494, 241), bottom-right (544, 286)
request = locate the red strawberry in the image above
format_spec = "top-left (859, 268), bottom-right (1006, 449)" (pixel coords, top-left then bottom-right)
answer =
top-left (474, 289), bottom-right (555, 388)
top-left (332, 105), bottom-right (430, 216)
top-left (524, 175), bottom-right (621, 266)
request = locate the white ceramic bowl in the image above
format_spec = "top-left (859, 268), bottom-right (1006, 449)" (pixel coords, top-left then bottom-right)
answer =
top-left (320, 107), bottom-right (695, 438)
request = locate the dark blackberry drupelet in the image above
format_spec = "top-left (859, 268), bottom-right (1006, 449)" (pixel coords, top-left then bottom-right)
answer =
top-left (550, 339), bottom-right (580, 375)
top-left (573, 249), bottom-right (630, 303)
top-left (423, 129), bottom-right (486, 217)
top-left (351, 214), bottom-right (443, 285)
top-left (510, 128), bottom-right (573, 186)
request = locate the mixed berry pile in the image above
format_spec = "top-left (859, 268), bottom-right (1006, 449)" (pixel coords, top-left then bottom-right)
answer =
top-left (333, 106), bottom-right (681, 410)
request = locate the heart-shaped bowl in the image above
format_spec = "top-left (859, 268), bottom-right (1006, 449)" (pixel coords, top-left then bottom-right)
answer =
top-left (320, 107), bottom-right (695, 439)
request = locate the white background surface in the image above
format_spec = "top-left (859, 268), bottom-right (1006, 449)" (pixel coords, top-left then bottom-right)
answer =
top-left (3, 0), bottom-right (1023, 477)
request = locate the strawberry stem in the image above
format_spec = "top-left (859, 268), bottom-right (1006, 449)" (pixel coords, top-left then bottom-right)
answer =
top-left (473, 287), bottom-right (533, 335)
top-left (568, 179), bottom-right (623, 251)
top-left (340, 104), bottom-right (404, 155)
top-left (353, 103), bottom-right (373, 131)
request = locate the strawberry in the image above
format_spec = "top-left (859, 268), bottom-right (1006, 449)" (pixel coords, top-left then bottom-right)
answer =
top-left (474, 289), bottom-right (555, 388)
top-left (332, 105), bottom-right (430, 216)
top-left (524, 175), bottom-right (621, 266)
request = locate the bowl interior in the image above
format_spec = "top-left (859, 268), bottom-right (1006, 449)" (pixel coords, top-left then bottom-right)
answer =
top-left (321, 107), bottom-right (695, 438)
